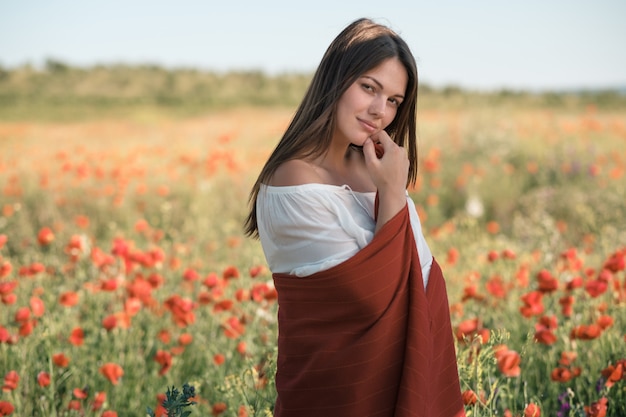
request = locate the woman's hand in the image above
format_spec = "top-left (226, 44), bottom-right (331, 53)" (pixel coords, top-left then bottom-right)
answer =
top-left (362, 132), bottom-right (408, 232)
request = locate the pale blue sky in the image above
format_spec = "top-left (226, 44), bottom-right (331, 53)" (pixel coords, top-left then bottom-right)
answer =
top-left (1, 0), bottom-right (625, 91)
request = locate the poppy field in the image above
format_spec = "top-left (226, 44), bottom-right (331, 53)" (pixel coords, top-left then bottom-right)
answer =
top-left (0, 102), bottom-right (625, 416)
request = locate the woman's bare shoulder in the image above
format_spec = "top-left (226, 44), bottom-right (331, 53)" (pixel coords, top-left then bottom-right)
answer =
top-left (269, 159), bottom-right (324, 186)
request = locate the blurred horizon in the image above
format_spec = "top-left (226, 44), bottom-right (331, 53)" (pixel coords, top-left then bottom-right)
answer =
top-left (2, 0), bottom-right (626, 92)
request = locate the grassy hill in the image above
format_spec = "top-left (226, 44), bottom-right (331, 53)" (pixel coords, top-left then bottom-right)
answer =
top-left (1, 59), bottom-right (625, 121)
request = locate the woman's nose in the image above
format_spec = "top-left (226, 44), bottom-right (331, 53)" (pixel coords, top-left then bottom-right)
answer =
top-left (368, 96), bottom-right (386, 118)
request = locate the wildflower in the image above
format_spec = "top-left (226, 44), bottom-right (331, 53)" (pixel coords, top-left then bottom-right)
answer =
top-left (102, 315), bottom-right (117, 331)
top-left (37, 227), bottom-right (55, 245)
top-left (212, 402), bottom-right (227, 416)
top-left (102, 411), bottom-right (118, 417)
top-left (0, 400), bottom-right (14, 415)
top-left (597, 315), bottom-right (614, 330)
top-left (154, 350), bottom-right (172, 376)
top-left (462, 389), bottom-right (478, 405)
top-left (487, 250), bottom-right (499, 262)
top-left (486, 221), bottom-right (500, 234)
top-left (92, 391), bottom-right (106, 411)
top-left (486, 275), bottom-right (506, 298)
top-left (222, 316), bottom-right (245, 339)
top-left (2, 370), bottom-right (19, 391)
top-left (524, 402), bottom-right (541, 417)
top-left (585, 397), bottom-right (608, 417)
top-left (30, 297), bottom-right (45, 317)
top-left (99, 363), bottom-right (124, 385)
top-left (164, 295), bottom-right (196, 327)
top-left (494, 345), bottom-right (521, 377)
top-left (182, 268), bottom-right (199, 282)
top-left (68, 327), bottom-right (85, 346)
top-left (214, 353), bottom-right (225, 366)
top-left (178, 333), bottom-right (193, 346)
top-left (37, 371), bottom-right (51, 387)
top-left (222, 266), bottom-right (240, 280)
top-left (455, 318), bottom-right (489, 345)
top-left (520, 291), bottom-right (544, 317)
top-left (59, 291), bottom-right (79, 307)
top-left (585, 279), bottom-right (608, 298)
top-left (248, 264), bottom-right (266, 278)
top-left (536, 269), bottom-right (558, 293)
top-left (73, 387), bottom-right (89, 399)
top-left (601, 359), bottom-right (625, 388)
top-left (558, 295), bottom-right (574, 317)
top-left (570, 324), bottom-right (602, 340)
top-left (52, 353), bottom-right (70, 367)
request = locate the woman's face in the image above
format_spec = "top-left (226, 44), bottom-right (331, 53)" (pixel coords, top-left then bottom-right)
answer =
top-left (334, 57), bottom-right (408, 147)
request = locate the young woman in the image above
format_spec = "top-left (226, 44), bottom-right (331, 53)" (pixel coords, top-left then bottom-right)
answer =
top-left (245, 18), bottom-right (465, 417)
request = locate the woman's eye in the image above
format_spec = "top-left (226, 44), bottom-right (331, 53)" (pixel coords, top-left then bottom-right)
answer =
top-left (362, 83), bottom-right (374, 92)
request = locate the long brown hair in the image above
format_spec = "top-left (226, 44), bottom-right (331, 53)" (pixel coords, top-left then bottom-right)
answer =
top-left (245, 18), bottom-right (419, 238)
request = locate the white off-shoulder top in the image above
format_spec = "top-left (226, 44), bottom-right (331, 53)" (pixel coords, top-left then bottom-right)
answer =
top-left (257, 183), bottom-right (432, 288)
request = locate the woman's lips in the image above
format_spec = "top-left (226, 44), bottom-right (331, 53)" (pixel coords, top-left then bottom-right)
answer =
top-left (358, 118), bottom-right (378, 133)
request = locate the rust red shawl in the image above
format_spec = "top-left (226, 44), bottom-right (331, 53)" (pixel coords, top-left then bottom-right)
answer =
top-left (272, 204), bottom-right (465, 417)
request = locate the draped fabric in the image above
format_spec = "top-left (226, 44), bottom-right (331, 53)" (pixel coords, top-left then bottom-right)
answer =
top-left (272, 205), bottom-right (465, 417)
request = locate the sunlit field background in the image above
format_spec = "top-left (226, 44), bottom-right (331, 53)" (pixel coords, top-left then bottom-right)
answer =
top-left (1, 64), bottom-right (625, 416)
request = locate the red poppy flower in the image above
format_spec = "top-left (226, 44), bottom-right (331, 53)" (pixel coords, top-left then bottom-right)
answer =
top-left (102, 411), bottom-right (118, 417)
top-left (182, 268), bottom-right (199, 282)
top-left (37, 227), bottom-right (55, 246)
top-left (2, 371), bottom-right (18, 392)
top-left (59, 291), bottom-right (79, 307)
top-left (52, 353), bottom-right (70, 367)
top-left (494, 345), bottom-right (521, 377)
top-left (178, 333), bottom-right (193, 346)
top-left (570, 324), bottom-right (602, 340)
top-left (67, 400), bottom-right (81, 411)
top-left (585, 278), bottom-right (608, 298)
top-left (30, 297), bottom-right (45, 317)
top-left (0, 400), bottom-right (14, 415)
top-left (520, 291), bottom-right (544, 317)
top-left (92, 391), bottom-right (106, 411)
top-left (585, 397), bottom-right (608, 417)
top-left (223, 316), bottom-right (245, 339)
top-left (102, 315), bottom-right (117, 331)
top-left (559, 351), bottom-right (578, 366)
top-left (486, 275), bottom-right (506, 298)
top-left (0, 281), bottom-right (17, 296)
top-left (601, 359), bottom-right (625, 388)
top-left (222, 265), bottom-right (240, 280)
top-left (487, 250), bottom-right (499, 262)
top-left (0, 261), bottom-right (12, 279)
top-left (14, 307), bottom-right (30, 324)
top-left (68, 327), bottom-right (84, 346)
top-left (462, 389), bottom-right (478, 405)
top-left (455, 318), bottom-right (490, 345)
top-left (214, 353), bottom-right (225, 365)
top-left (99, 363), bottom-right (124, 385)
top-left (558, 295), bottom-right (574, 317)
top-left (37, 371), bottom-right (51, 387)
top-left (0, 234), bottom-right (6, 249)
top-left (603, 249), bottom-right (625, 272)
top-left (536, 269), bottom-right (558, 293)
top-left (164, 295), bottom-right (196, 327)
top-left (154, 350), bottom-right (172, 376)
top-left (73, 387), bottom-right (88, 399)
top-left (550, 367), bottom-right (580, 383)
top-left (212, 402), bottom-right (227, 416)
top-left (597, 315), bottom-right (614, 330)
top-left (248, 265), bottom-right (266, 278)
top-left (524, 402), bottom-right (541, 417)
